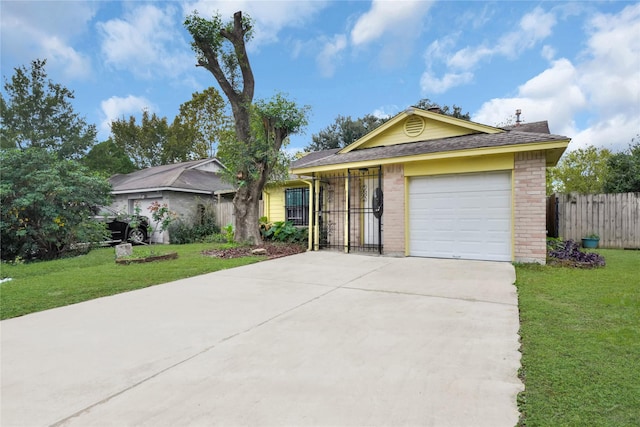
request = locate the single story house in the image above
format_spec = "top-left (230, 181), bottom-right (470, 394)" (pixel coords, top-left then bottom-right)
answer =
top-left (263, 107), bottom-right (570, 263)
top-left (109, 158), bottom-right (235, 243)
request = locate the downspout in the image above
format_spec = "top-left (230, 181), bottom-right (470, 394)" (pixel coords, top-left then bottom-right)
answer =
top-left (262, 188), bottom-right (270, 223)
top-left (302, 179), bottom-right (313, 251)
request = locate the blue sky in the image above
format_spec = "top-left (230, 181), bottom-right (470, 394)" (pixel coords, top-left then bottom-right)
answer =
top-left (2, 1), bottom-right (639, 154)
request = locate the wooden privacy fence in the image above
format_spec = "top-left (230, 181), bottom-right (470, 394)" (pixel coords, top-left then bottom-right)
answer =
top-left (216, 200), bottom-right (234, 229)
top-left (214, 199), bottom-right (265, 230)
top-left (548, 192), bottom-right (640, 249)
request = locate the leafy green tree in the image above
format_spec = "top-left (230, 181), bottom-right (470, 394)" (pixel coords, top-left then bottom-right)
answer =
top-left (413, 98), bottom-right (471, 120)
top-left (0, 59), bottom-right (96, 159)
top-left (0, 149), bottom-right (112, 261)
top-left (603, 137), bottom-right (640, 193)
top-left (548, 145), bottom-right (612, 194)
top-left (110, 110), bottom-right (170, 169)
top-left (305, 114), bottom-right (388, 152)
top-left (82, 138), bottom-right (137, 176)
top-left (185, 11), bottom-right (310, 244)
top-left (168, 87), bottom-right (230, 161)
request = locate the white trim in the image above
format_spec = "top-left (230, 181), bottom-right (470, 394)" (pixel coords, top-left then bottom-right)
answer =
top-left (186, 158), bottom-right (227, 171)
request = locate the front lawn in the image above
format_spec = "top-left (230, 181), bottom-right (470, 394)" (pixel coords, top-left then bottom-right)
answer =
top-left (516, 249), bottom-right (640, 426)
top-left (0, 243), bottom-right (262, 320)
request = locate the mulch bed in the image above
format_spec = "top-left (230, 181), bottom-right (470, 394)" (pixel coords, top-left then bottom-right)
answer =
top-left (202, 242), bottom-right (307, 260)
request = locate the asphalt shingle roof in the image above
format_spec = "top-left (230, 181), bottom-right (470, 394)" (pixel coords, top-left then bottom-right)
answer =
top-left (292, 127), bottom-right (568, 170)
top-left (110, 159), bottom-right (235, 194)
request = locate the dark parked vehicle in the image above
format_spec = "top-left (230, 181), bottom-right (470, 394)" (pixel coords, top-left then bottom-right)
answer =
top-left (94, 206), bottom-right (150, 244)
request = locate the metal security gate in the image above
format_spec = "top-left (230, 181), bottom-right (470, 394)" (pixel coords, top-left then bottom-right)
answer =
top-left (314, 167), bottom-right (383, 254)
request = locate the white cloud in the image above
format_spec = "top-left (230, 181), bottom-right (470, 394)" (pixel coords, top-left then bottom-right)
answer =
top-left (316, 34), bottom-right (347, 78)
top-left (474, 59), bottom-right (585, 134)
top-left (579, 3), bottom-right (640, 118)
top-left (507, 7), bottom-right (557, 53)
top-left (422, 6), bottom-right (558, 93)
top-left (570, 115), bottom-right (639, 151)
top-left (41, 37), bottom-right (92, 80)
top-left (447, 46), bottom-right (493, 70)
top-left (473, 4), bottom-right (640, 153)
top-left (0, 1), bottom-right (95, 80)
top-left (350, 0), bottom-right (433, 46)
top-left (541, 45), bottom-right (556, 61)
top-left (420, 71), bottom-right (474, 94)
top-left (349, 0), bottom-right (434, 69)
top-left (100, 95), bottom-right (156, 137)
top-left (98, 4), bottom-right (193, 79)
top-left (371, 105), bottom-right (399, 119)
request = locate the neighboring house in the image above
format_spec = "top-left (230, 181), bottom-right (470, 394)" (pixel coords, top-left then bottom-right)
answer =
top-left (109, 158), bottom-right (235, 243)
top-left (263, 107), bottom-right (570, 263)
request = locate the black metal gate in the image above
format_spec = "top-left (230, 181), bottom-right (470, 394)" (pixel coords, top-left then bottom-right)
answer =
top-left (314, 166), bottom-right (383, 254)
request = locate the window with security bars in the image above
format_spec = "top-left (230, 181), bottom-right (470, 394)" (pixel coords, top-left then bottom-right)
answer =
top-left (285, 188), bottom-right (309, 226)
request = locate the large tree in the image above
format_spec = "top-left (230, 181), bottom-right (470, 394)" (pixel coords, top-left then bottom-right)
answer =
top-left (185, 11), bottom-right (309, 244)
top-left (305, 114), bottom-right (388, 152)
top-left (0, 59), bottom-right (96, 159)
top-left (603, 137), bottom-right (640, 193)
top-left (110, 110), bottom-right (170, 169)
top-left (82, 138), bottom-right (137, 176)
top-left (548, 145), bottom-right (612, 194)
top-left (168, 87), bottom-right (230, 160)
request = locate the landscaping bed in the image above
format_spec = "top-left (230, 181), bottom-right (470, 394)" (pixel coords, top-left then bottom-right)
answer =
top-left (202, 242), bottom-right (306, 259)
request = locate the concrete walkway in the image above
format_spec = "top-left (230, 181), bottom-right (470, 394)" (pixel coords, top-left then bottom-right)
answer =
top-left (1, 252), bottom-right (523, 426)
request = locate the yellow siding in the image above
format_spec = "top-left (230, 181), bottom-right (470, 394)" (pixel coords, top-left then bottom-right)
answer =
top-left (403, 153), bottom-right (514, 176)
top-left (264, 186), bottom-right (286, 222)
top-left (358, 118), bottom-right (480, 149)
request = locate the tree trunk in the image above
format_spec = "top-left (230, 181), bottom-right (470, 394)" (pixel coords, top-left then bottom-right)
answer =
top-left (232, 181), bottom-right (263, 244)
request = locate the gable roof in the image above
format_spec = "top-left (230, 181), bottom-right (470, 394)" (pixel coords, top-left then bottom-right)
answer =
top-left (292, 127), bottom-right (569, 173)
top-left (110, 158), bottom-right (235, 195)
top-left (339, 107), bottom-right (502, 154)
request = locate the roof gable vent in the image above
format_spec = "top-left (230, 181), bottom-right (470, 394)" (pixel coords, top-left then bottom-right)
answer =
top-left (404, 116), bottom-right (425, 137)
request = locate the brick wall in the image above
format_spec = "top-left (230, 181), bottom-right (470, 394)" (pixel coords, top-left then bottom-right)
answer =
top-left (383, 164), bottom-right (405, 256)
top-left (514, 151), bottom-right (547, 263)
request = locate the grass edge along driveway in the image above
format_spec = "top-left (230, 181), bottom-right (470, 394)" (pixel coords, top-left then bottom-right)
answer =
top-left (515, 249), bottom-right (640, 426)
top-left (0, 243), bottom-right (261, 320)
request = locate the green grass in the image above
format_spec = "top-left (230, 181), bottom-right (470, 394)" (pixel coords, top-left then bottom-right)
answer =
top-left (0, 243), bottom-right (262, 320)
top-left (515, 249), bottom-right (640, 426)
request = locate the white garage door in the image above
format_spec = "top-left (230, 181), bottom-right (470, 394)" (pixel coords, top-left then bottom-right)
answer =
top-left (408, 171), bottom-right (512, 261)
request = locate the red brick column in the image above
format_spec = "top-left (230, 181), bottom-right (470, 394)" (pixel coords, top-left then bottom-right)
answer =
top-left (382, 164), bottom-right (405, 256)
top-left (514, 151), bottom-right (547, 264)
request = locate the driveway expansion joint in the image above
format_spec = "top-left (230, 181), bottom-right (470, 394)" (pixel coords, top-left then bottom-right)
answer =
top-left (341, 285), bottom-right (519, 307)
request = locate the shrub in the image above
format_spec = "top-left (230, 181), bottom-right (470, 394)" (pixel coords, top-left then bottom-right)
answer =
top-left (546, 237), bottom-right (564, 251)
top-left (168, 218), bottom-right (220, 244)
top-left (0, 149), bottom-right (111, 261)
top-left (167, 202), bottom-right (219, 244)
top-left (548, 239), bottom-right (606, 268)
top-left (223, 224), bottom-right (234, 243)
top-left (261, 220), bottom-right (307, 243)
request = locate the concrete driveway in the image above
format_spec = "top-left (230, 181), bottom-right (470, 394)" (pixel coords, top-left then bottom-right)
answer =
top-left (1, 251), bottom-right (522, 426)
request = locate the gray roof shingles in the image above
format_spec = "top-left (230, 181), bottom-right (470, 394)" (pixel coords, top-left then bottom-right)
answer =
top-left (110, 159), bottom-right (235, 194)
top-left (292, 126), bottom-right (568, 170)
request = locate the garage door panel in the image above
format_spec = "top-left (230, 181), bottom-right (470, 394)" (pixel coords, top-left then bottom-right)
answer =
top-left (409, 171), bottom-right (512, 262)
